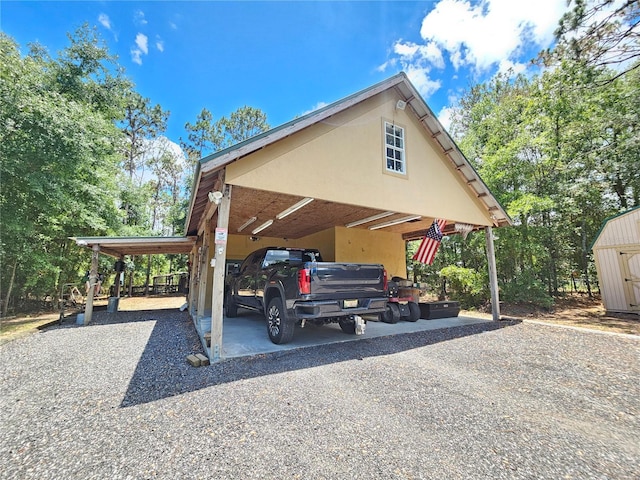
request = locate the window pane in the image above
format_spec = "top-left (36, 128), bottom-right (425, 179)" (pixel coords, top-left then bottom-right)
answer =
top-left (386, 134), bottom-right (394, 146)
top-left (395, 138), bottom-right (403, 148)
top-left (387, 158), bottom-right (394, 169)
top-left (394, 127), bottom-right (402, 137)
top-left (395, 150), bottom-right (402, 160)
top-left (385, 123), bottom-right (394, 134)
top-left (387, 147), bottom-right (394, 157)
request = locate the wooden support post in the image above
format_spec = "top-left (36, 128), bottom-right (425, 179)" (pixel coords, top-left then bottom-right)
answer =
top-left (485, 227), bottom-right (501, 321)
top-left (84, 245), bottom-right (100, 325)
top-left (210, 183), bottom-right (232, 361)
top-left (196, 228), bottom-right (210, 323)
top-left (188, 250), bottom-right (197, 316)
top-left (115, 256), bottom-right (124, 299)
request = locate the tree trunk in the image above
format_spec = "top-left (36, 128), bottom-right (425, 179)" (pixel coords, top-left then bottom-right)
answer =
top-left (581, 219), bottom-right (593, 298)
top-left (3, 259), bottom-right (17, 317)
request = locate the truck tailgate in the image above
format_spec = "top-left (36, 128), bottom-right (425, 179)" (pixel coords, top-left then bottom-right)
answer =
top-left (309, 262), bottom-right (385, 299)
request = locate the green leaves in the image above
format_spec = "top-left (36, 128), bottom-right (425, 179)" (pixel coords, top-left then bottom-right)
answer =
top-left (1, 30), bottom-right (125, 309)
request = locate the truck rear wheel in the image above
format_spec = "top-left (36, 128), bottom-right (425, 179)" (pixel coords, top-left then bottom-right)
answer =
top-left (407, 302), bottom-right (420, 322)
top-left (266, 297), bottom-right (294, 344)
top-left (380, 303), bottom-right (400, 323)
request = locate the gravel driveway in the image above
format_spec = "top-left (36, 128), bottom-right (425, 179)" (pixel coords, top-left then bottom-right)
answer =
top-left (1, 309), bottom-right (638, 479)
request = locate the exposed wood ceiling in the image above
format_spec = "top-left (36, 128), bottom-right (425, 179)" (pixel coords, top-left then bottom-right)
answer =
top-left (212, 185), bottom-right (463, 241)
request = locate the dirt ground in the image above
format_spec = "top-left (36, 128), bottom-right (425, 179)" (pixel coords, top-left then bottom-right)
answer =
top-left (0, 295), bottom-right (187, 345)
top-left (465, 294), bottom-right (640, 336)
top-left (1, 293), bottom-right (638, 344)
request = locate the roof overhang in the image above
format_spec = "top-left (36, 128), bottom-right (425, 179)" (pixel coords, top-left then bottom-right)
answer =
top-left (71, 236), bottom-right (197, 258)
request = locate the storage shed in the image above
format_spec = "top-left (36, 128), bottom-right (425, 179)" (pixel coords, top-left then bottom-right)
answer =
top-left (592, 206), bottom-right (640, 315)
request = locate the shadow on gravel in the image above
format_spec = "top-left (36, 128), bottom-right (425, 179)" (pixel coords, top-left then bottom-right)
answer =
top-left (120, 315), bottom-right (520, 408)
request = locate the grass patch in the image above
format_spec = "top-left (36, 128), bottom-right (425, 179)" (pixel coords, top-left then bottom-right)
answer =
top-left (0, 313), bottom-right (62, 345)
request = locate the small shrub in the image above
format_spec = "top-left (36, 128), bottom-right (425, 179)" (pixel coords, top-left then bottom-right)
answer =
top-left (438, 265), bottom-right (488, 308)
top-left (502, 270), bottom-right (554, 309)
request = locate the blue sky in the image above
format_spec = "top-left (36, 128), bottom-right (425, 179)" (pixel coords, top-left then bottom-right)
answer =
top-left (2, 0), bottom-right (571, 150)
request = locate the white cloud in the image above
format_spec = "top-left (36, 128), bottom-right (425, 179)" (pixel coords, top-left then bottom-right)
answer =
top-left (497, 59), bottom-right (527, 76)
top-left (379, 0), bottom-right (571, 99)
top-left (131, 48), bottom-right (143, 65)
top-left (419, 0), bottom-right (568, 72)
top-left (156, 36), bottom-right (164, 53)
top-left (393, 40), bottom-right (445, 69)
top-left (135, 33), bottom-right (148, 54)
top-left (438, 106), bottom-right (455, 132)
top-left (98, 13), bottom-right (111, 30)
top-left (130, 33), bottom-right (150, 64)
top-left (302, 102), bottom-right (329, 116)
top-left (134, 10), bottom-right (148, 26)
top-left (405, 65), bottom-right (442, 98)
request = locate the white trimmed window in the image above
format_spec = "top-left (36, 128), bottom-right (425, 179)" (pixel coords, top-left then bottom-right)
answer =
top-left (385, 122), bottom-right (405, 174)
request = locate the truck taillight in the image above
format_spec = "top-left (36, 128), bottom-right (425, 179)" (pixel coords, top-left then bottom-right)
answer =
top-left (298, 268), bottom-right (311, 295)
top-left (383, 269), bottom-right (388, 292)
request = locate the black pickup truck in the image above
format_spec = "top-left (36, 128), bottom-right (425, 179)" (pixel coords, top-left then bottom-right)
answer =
top-left (225, 247), bottom-right (388, 344)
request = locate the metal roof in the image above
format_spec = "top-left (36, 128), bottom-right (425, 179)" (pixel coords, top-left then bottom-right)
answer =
top-left (71, 236), bottom-right (196, 258)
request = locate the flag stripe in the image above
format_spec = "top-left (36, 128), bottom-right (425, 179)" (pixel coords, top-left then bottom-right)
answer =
top-left (412, 219), bottom-right (446, 265)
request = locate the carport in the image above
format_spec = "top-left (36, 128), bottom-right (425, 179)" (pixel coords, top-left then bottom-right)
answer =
top-left (71, 236), bottom-right (196, 324)
top-left (186, 73), bottom-right (511, 362)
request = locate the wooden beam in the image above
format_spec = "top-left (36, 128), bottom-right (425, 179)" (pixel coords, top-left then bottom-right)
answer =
top-left (209, 182), bottom-right (232, 361)
top-left (485, 227), bottom-right (501, 321)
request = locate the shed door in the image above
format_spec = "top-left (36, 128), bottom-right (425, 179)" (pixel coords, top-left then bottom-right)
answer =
top-left (621, 250), bottom-right (640, 313)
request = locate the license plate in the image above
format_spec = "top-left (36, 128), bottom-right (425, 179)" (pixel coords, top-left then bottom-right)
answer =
top-left (344, 299), bottom-right (358, 308)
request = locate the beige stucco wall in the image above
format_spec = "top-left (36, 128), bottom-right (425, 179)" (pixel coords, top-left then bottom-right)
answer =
top-left (225, 226), bottom-right (406, 277)
top-left (226, 227), bottom-right (337, 263)
top-left (225, 90), bottom-right (493, 226)
top-left (335, 226), bottom-right (406, 278)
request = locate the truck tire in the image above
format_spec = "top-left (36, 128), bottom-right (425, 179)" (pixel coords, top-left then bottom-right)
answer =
top-left (225, 293), bottom-right (238, 318)
top-left (266, 297), bottom-right (294, 344)
top-left (407, 302), bottom-right (420, 322)
top-left (380, 303), bottom-right (400, 324)
top-left (338, 318), bottom-right (356, 334)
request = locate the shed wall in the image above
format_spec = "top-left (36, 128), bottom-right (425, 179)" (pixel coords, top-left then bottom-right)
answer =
top-left (593, 208), bottom-right (640, 314)
top-left (595, 248), bottom-right (628, 312)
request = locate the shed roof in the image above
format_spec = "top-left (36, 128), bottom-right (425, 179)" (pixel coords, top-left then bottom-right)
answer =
top-left (71, 236), bottom-right (196, 258)
top-left (591, 206), bottom-right (640, 250)
top-left (185, 72), bottom-right (511, 238)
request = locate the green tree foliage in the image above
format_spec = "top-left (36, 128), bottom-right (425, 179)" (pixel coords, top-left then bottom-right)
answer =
top-left (419, 46), bottom-right (639, 307)
top-left (544, 0), bottom-right (640, 84)
top-left (0, 27), bottom-right (128, 314)
top-left (181, 108), bottom-right (224, 179)
top-left (120, 92), bottom-right (169, 183)
top-left (221, 105), bottom-right (270, 146)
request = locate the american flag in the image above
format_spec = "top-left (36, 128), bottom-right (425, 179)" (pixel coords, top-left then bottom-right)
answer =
top-left (412, 219), bottom-right (446, 265)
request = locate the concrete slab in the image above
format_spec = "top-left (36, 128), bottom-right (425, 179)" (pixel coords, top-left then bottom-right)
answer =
top-left (198, 310), bottom-right (490, 360)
